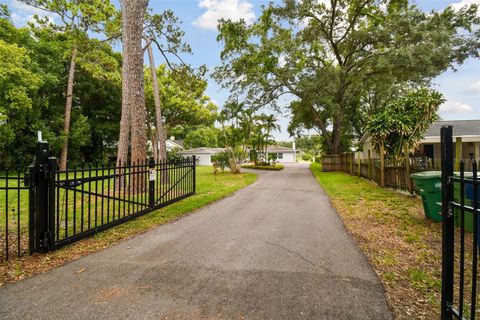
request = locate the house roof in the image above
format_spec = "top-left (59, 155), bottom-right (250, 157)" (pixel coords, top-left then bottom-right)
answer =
top-left (359, 119), bottom-right (480, 145)
top-left (266, 145), bottom-right (295, 153)
top-left (171, 140), bottom-right (184, 147)
top-left (178, 147), bottom-right (226, 154)
top-left (166, 139), bottom-right (184, 149)
top-left (425, 120), bottom-right (480, 137)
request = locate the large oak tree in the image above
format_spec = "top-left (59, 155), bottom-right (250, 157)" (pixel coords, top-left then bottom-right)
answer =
top-left (214, 0), bottom-right (480, 154)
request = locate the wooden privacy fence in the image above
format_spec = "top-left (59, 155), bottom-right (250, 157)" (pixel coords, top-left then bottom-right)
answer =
top-left (321, 153), bottom-right (439, 192)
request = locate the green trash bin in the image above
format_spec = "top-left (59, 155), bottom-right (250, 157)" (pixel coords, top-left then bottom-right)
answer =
top-left (411, 171), bottom-right (442, 222)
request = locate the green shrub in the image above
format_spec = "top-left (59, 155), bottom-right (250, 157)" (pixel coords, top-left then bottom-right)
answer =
top-left (302, 153), bottom-right (313, 161)
top-left (211, 151), bottom-right (229, 172)
top-left (241, 164), bottom-right (284, 171)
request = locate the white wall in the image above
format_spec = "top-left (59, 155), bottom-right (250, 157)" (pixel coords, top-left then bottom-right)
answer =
top-left (181, 153), bottom-right (212, 166)
top-left (272, 152), bottom-right (295, 163)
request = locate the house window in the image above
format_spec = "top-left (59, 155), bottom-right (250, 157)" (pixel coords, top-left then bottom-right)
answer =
top-left (277, 153), bottom-right (283, 159)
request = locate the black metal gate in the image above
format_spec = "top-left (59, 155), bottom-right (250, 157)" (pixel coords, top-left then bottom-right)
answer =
top-left (441, 125), bottom-right (479, 319)
top-left (1, 141), bottom-right (196, 260)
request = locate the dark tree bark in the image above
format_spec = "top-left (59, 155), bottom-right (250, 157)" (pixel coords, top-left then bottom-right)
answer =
top-left (117, 0), bottom-right (149, 191)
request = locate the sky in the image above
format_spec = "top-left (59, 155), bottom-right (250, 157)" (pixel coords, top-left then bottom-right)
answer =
top-left (4, 0), bottom-right (480, 141)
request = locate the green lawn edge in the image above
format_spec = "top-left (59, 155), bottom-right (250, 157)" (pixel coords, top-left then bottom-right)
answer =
top-left (1, 167), bottom-right (257, 285)
top-left (309, 162), bottom-right (445, 318)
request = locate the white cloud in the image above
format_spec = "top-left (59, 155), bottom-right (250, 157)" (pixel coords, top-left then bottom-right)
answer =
top-left (451, 0), bottom-right (480, 11)
top-left (193, 0), bottom-right (256, 31)
top-left (466, 80), bottom-right (480, 95)
top-left (440, 99), bottom-right (473, 114)
top-left (9, 0), bottom-right (55, 26)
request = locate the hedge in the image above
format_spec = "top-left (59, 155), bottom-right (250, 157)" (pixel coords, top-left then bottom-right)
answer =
top-left (241, 164), bottom-right (285, 171)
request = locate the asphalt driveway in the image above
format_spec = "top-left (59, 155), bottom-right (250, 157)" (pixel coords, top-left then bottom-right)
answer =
top-left (0, 163), bottom-right (391, 320)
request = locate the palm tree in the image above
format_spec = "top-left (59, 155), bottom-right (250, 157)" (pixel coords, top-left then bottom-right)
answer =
top-left (260, 114), bottom-right (280, 164)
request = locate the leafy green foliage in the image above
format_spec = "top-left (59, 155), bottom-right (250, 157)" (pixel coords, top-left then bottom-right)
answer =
top-left (0, 4), bottom-right (9, 19)
top-left (366, 88), bottom-right (444, 158)
top-left (218, 100), bottom-right (281, 170)
top-left (215, 0), bottom-right (480, 154)
top-left (211, 151), bottom-right (229, 173)
top-left (145, 65), bottom-right (218, 131)
top-left (144, 9), bottom-right (192, 65)
top-left (241, 163), bottom-right (284, 171)
top-left (0, 39), bottom-right (42, 166)
top-left (0, 3), bottom-right (219, 166)
top-left (294, 135), bottom-right (323, 156)
top-left (184, 126), bottom-right (219, 149)
top-left (24, 0), bottom-right (116, 34)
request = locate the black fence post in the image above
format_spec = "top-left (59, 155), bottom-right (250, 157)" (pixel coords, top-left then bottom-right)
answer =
top-left (31, 141), bottom-right (53, 253)
top-left (192, 156), bottom-right (196, 194)
top-left (48, 156), bottom-right (57, 249)
top-left (441, 125), bottom-right (454, 320)
top-left (27, 162), bottom-right (35, 254)
top-left (148, 157), bottom-right (155, 208)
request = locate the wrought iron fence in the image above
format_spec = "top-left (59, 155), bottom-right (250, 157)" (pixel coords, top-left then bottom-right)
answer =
top-left (0, 168), bottom-right (31, 260)
top-left (441, 126), bottom-right (479, 319)
top-left (0, 141), bottom-right (196, 260)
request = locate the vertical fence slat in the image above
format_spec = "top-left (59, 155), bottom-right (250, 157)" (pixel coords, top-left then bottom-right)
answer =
top-left (2, 153), bottom-right (196, 259)
top-left (471, 161), bottom-right (478, 320)
top-left (107, 162), bottom-right (111, 223)
top-left (81, 163), bottom-right (84, 232)
top-left (441, 125), bottom-right (454, 320)
top-left (17, 168), bottom-right (21, 257)
top-left (73, 164), bottom-right (77, 236)
top-left (5, 169), bottom-right (9, 260)
top-left (459, 161), bottom-right (465, 319)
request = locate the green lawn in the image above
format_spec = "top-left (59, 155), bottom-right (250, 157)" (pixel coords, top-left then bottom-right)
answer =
top-left (310, 162), bottom-right (446, 319)
top-left (1, 166), bottom-right (199, 254)
top-left (0, 166), bottom-right (256, 285)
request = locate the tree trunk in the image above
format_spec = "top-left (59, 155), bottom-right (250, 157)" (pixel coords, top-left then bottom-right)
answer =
top-left (380, 143), bottom-right (385, 187)
top-left (331, 115), bottom-right (342, 154)
top-left (148, 124), bottom-right (157, 162)
top-left (59, 46), bottom-right (78, 171)
top-left (147, 43), bottom-right (167, 161)
top-left (119, 0), bottom-right (149, 192)
top-left (404, 142), bottom-right (413, 194)
top-left (116, 93), bottom-right (130, 167)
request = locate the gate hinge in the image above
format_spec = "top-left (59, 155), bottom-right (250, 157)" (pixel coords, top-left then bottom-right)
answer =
top-left (447, 205), bottom-right (454, 217)
top-left (42, 232), bottom-right (50, 249)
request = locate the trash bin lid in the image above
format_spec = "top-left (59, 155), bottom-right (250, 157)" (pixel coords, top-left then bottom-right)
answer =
top-left (453, 172), bottom-right (474, 178)
top-left (410, 171), bottom-right (441, 179)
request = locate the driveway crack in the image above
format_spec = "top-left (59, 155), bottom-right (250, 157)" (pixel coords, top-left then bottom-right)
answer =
top-left (262, 240), bottom-right (332, 273)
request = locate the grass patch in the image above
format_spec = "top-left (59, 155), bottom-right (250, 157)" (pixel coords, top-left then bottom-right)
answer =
top-left (241, 163), bottom-right (284, 171)
top-left (309, 162), bottom-right (458, 319)
top-left (0, 166), bottom-right (256, 286)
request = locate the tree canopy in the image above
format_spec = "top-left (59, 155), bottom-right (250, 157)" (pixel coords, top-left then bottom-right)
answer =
top-left (214, 0), bottom-right (480, 154)
top-left (366, 88), bottom-right (444, 158)
top-left (0, 6), bottom-right (217, 167)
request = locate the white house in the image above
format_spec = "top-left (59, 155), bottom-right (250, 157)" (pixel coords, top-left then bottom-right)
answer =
top-left (178, 147), bottom-right (226, 166)
top-left (148, 136), bottom-right (184, 154)
top-left (264, 145), bottom-right (296, 163)
top-left (166, 137), bottom-right (184, 151)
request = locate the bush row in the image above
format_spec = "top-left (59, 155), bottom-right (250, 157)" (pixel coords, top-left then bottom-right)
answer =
top-left (241, 164), bottom-right (285, 171)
